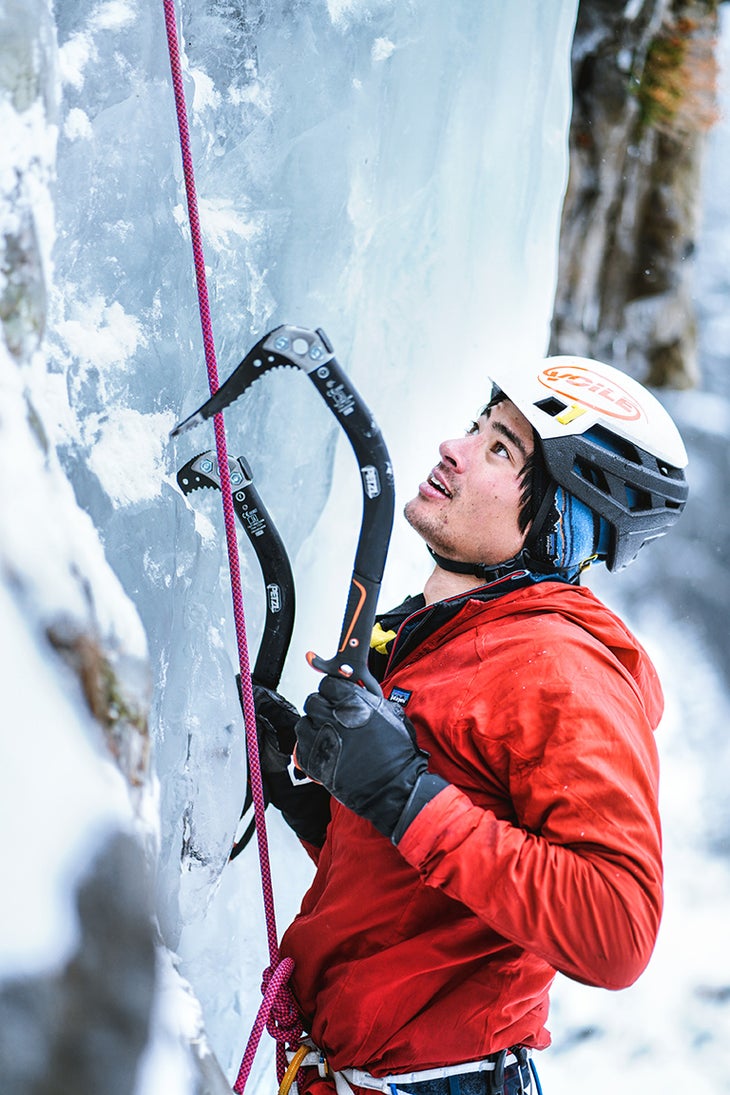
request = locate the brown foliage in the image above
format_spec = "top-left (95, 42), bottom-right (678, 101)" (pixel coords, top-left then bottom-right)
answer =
top-left (635, 16), bottom-right (719, 136)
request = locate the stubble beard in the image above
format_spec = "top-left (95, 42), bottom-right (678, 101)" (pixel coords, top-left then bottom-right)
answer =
top-left (404, 496), bottom-right (455, 559)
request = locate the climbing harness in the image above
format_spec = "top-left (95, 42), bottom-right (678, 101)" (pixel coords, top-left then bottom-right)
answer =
top-left (171, 324), bottom-right (395, 697)
top-left (162, 2), bottom-right (298, 1088)
top-left (277, 1044), bottom-right (536, 1095)
top-left (177, 450), bottom-right (296, 858)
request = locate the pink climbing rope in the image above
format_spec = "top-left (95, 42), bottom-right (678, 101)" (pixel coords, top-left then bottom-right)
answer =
top-left (162, 2), bottom-right (301, 1088)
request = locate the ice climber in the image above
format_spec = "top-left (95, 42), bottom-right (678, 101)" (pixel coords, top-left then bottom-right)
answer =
top-left (252, 355), bottom-right (689, 1095)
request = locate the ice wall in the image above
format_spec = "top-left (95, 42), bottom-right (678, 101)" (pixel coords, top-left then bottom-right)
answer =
top-left (41, 0), bottom-right (578, 1084)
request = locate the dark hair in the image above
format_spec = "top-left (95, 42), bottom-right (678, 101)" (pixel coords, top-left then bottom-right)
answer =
top-left (482, 388), bottom-right (552, 535)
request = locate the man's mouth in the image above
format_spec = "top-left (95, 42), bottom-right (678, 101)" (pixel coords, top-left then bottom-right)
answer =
top-left (427, 470), bottom-right (453, 498)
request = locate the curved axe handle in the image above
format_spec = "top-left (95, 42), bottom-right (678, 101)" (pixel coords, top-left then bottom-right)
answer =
top-left (176, 452), bottom-right (295, 690)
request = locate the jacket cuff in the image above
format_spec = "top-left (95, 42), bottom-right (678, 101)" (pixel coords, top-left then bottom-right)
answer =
top-left (396, 783), bottom-right (469, 862)
top-left (391, 772), bottom-right (450, 845)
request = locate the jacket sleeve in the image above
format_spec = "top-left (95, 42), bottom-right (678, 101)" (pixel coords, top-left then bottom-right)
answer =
top-left (396, 636), bottom-right (663, 991)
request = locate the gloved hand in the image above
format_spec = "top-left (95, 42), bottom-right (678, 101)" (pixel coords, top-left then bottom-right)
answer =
top-left (252, 683), bottom-right (303, 776)
top-left (295, 676), bottom-right (449, 843)
top-left (240, 683), bottom-right (331, 849)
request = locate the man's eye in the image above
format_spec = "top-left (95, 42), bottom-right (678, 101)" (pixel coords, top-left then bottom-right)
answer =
top-left (466, 420), bottom-right (480, 435)
top-left (492, 441), bottom-right (510, 458)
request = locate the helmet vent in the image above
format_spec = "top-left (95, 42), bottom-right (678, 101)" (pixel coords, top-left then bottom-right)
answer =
top-left (587, 424), bottom-right (642, 465)
top-left (535, 396), bottom-right (567, 417)
top-left (573, 455), bottom-right (608, 493)
top-left (627, 486), bottom-right (653, 512)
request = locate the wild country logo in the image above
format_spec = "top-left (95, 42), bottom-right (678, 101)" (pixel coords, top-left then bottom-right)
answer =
top-left (539, 365), bottom-right (644, 422)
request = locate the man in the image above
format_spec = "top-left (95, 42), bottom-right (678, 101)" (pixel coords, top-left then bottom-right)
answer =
top-left (254, 355), bottom-right (688, 1095)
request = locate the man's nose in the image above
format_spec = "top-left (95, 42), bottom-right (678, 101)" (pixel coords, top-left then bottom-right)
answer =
top-left (439, 435), bottom-right (470, 470)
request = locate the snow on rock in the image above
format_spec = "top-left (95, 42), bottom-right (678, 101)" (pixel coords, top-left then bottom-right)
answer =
top-left (0, 577), bottom-right (132, 978)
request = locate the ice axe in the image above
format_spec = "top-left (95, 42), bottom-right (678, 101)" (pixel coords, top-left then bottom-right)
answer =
top-left (177, 451), bottom-right (295, 692)
top-left (171, 325), bottom-right (395, 697)
top-left (177, 450), bottom-right (296, 858)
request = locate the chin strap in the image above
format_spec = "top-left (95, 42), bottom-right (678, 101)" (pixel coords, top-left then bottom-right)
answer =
top-left (426, 544), bottom-right (545, 583)
top-left (427, 541), bottom-right (565, 583)
top-left (427, 480), bottom-right (562, 585)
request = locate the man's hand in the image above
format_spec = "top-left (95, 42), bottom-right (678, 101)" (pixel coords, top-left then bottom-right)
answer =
top-left (248, 683), bottom-right (331, 848)
top-left (295, 676), bottom-right (448, 843)
top-left (252, 683), bottom-right (301, 775)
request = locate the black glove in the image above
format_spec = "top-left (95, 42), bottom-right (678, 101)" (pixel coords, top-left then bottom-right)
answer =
top-left (252, 683), bottom-right (301, 774)
top-left (295, 676), bottom-right (449, 843)
top-left (238, 683), bottom-right (331, 849)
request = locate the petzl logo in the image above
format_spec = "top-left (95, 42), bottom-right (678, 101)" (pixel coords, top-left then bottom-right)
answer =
top-left (539, 366), bottom-right (644, 421)
top-left (361, 465), bottom-right (381, 498)
top-left (267, 583), bottom-right (281, 613)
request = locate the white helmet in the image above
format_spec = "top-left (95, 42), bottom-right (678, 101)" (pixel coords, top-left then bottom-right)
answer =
top-left (487, 355), bottom-right (689, 571)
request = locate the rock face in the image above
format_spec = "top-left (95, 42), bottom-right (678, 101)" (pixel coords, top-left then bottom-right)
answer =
top-left (550, 0), bottom-right (720, 387)
top-left (0, 836), bottom-right (156, 1095)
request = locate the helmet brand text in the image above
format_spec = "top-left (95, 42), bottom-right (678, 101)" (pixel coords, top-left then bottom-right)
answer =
top-left (539, 366), bottom-right (644, 421)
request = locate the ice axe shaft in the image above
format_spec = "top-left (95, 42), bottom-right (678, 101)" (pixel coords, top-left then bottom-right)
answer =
top-left (176, 451), bottom-right (295, 691)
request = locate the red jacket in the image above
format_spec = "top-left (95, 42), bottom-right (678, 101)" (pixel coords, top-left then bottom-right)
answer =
top-left (281, 581), bottom-right (664, 1075)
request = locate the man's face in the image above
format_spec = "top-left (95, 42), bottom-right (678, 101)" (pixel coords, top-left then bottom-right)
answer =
top-left (404, 398), bottom-right (535, 567)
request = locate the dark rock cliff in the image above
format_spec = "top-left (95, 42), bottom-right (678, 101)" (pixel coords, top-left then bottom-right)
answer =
top-left (550, 0), bottom-right (721, 388)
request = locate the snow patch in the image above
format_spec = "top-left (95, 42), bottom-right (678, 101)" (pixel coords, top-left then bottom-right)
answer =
top-left (90, 1), bottom-right (138, 33)
top-left (227, 74), bottom-right (272, 116)
top-left (58, 33), bottom-right (95, 90)
top-left (327, 0), bottom-right (393, 31)
top-left (57, 295), bottom-right (146, 371)
top-left (371, 37), bottom-right (396, 62)
top-left (64, 106), bottom-right (93, 140)
top-left (0, 342), bottom-right (148, 656)
top-left (191, 67), bottom-right (221, 115)
top-left (326, 0), bottom-right (359, 29)
top-left (193, 507), bottom-right (218, 545)
top-left (199, 197), bottom-right (259, 249)
top-left (87, 408), bottom-right (177, 506)
top-left (133, 949), bottom-right (201, 1095)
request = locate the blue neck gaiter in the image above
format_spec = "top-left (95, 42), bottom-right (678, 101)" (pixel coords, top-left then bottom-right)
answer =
top-left (528, 486), bottom-right (608, 583)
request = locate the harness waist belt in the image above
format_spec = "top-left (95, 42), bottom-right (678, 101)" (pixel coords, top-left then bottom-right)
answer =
top-left (343, 1053), bottom-right (522, 1090)
top-left (290, 1046), bottom-right (528, 1094)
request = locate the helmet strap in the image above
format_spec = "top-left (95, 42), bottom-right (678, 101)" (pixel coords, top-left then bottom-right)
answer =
top-left (424, 478), bottom-right (579, 585)
top-left (422, 477), bottom-right (560, 582)
top-left (426, 544), bottom-right (535, 583)
top-left (523, 478), bottom-right (560, 553)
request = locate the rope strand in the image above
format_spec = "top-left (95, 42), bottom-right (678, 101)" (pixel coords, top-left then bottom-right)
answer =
top-left (162, 2), bottom-right (300, 1088)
